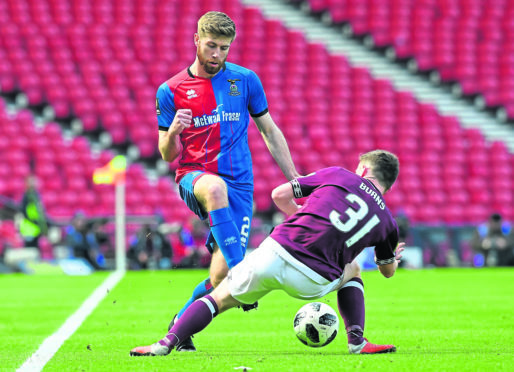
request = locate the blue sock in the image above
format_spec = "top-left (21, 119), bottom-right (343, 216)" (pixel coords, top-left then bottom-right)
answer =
top-left (177, 278), bottom-right (213, 318)
top-left (208, 207), bottom-right (243, 268)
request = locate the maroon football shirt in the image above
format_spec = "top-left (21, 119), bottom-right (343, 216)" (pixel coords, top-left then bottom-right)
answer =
top-left (271, 167), bottom-right (398, 281)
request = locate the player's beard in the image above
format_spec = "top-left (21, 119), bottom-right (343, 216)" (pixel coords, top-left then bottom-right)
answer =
top-left (198, 51), bottom-right (226, 76)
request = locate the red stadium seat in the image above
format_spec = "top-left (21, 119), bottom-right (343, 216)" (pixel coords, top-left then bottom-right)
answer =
top-left (442, 204), bottom-right (465, 224)
top-left (312, 0), bottom-right (514, 114)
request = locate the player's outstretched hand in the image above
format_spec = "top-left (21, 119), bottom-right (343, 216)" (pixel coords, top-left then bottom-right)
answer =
top-left (170, 109), bottom-right (192, 135)
top-left (395, 242), bottom-right (405, 262)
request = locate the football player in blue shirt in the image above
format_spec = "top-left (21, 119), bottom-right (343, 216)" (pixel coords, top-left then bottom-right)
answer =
top-left (156, 11), bottom-right (299, 351)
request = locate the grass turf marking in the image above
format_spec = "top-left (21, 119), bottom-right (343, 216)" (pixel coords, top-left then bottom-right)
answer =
top-left (16, 270), bottom-right (125, 372)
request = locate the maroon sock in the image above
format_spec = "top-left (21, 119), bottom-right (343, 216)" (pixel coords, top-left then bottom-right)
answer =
top-left (159, 295), bottom-right (219, 348)
top-left (337, 277), bottom-right (365, 345)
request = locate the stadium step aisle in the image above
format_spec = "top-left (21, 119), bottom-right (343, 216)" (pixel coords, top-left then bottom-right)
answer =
top-left (241, 0), bottom-right (513, 223)
top-left (296, 0), bottom-right (514, 123)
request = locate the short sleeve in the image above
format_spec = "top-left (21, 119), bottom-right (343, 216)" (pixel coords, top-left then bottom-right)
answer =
top-left (247, 70), bottom-right (268, 117)
top-left (291, 167), bottom-right (340, 198)
top-left (374, 229), bottom-right (399, 265)
top-left (156, 83), bottom-right (176, 131)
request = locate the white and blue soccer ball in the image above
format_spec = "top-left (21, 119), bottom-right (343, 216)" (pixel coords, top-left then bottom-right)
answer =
top-left (293, 302), bottom-right (339, 347)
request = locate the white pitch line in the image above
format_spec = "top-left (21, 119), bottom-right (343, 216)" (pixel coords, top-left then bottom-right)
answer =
top-left (17, 270), bottom-right (125, 372)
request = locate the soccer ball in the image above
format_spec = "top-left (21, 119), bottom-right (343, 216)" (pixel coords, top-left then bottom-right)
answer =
top-left (293, 302), bottom-right (339, 347)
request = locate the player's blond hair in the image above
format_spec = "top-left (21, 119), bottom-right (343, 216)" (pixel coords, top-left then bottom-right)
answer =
top-left (360, 150), bottom-right (399, 192)
top-left (197, 11), bottom-right (236, 41)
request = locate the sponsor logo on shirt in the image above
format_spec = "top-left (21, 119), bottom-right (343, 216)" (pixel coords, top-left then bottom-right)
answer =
top-left (156, 98), bottom-right (161, 115)
top-left (193, 105), bottom-right (241, 128)
top-left (187, 89), bottom-right (198, 99)
top-left (227, 79), bottom-right (241, 96)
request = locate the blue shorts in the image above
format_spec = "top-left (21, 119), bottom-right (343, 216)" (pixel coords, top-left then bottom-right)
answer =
top-left (178, 171), bottom-right (253, 254)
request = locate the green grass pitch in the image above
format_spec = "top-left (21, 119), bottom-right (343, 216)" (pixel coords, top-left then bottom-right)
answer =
top-left (1, 268), bottom-right (513, 371)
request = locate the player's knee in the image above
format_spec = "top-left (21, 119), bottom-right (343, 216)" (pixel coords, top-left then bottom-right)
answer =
top-left (212, 281), bottom-right (240, 314)
top-left (210, 273), bottom-right (225, 288)
top-left (205, 182), bottom-right (228, 209)
top-left (349, 260), bottom-right (361, 279)
top-left (210, 266), bottom-right (228, 288)
top-left (194, 176), bottom-right (228, 210)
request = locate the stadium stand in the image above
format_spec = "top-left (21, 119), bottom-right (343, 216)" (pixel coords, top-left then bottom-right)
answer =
top-left (0, 0), bottom-right (512, 240)
top-left (297, 0), bottom-right (514, 122)
top-left (0, 102), bottom-right (194, 224)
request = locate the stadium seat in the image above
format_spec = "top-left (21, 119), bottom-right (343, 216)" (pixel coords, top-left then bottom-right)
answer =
top-left (311, 0), bottom-right (514, 115)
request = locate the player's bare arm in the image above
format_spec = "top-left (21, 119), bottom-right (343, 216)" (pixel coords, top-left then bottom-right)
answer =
top-left (253, 113), bottom-right (300, 181)
top-left (271, 181), bottom-right (301, 216)
top-left (377, 242), bottom-right (405, 278)
top-left (158, 108), bottom-right (192, 162)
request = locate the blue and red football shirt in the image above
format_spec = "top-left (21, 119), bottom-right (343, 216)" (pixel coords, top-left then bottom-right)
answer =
top-left (156, 62), bottom-right (268, 185)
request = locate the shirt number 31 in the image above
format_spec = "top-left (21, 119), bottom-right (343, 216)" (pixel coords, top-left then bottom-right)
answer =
top-left (329, 194), bottom-right (380, 247)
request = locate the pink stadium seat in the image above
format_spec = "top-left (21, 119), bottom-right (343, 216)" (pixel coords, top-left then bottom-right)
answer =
top-left (312, 0), bottom-right (514, 114)
top-left (412, 203), bottom-right (440, 224)
top-left (442, 204), bottom-right (465, 224)
top-left (465, 205), bottom-right (491, 224)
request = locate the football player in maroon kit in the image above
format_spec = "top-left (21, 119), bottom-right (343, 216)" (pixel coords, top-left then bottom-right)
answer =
top-left (131, 150), bottom-right (403, 356)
